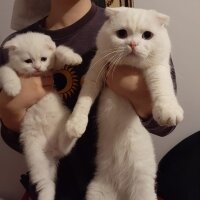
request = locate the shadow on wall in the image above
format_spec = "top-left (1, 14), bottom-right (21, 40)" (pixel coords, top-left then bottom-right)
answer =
top-left (0, 121), bottom-right (27, 200)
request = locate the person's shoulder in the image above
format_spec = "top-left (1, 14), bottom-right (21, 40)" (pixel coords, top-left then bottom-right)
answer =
top-left (1, 18), bottom-right (44, 47)
top-left (94, 3), bottom-right (106, 18)
top-left (89, 3), bottom-right (107, 29)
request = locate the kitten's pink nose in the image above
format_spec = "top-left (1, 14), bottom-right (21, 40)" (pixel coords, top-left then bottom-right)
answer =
top-left (34, 66), bottom-right (41, 70)
top-left (129, 41), bottom-right (138, 49)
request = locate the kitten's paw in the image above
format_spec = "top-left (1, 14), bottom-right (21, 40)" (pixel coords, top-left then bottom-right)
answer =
top-left (65, 115), bottom-right (88, 138)
top-left (37, 181), bottom-right (55, 200)
top-left (138, 191), bottom-right (157, 200)
top-left (67, 52), bottom-right (82, 66)
top-left (3, 80), bottom-right (21, 97)
top-left (56, 46), bottom-right (82, 66)
top-left (153, 99), bottom-right (184, 126)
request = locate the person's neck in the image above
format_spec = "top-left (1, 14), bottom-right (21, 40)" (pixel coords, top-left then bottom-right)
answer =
top-left (46, 0), bottom-right (92, 30)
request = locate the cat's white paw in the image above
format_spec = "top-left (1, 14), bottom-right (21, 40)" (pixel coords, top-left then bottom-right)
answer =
top-left (56, 46), bottom-right (82, 66)
top-left (67, 52), bottom-right (82, 66)
top-left (37, 181), bottom-right (55, 200)
top-left (137, 191), bottom-right (157, 200)
top-left (3, 80), bottom-right (21, 97)
top-left (65, 115), bottom-right (88, 138)
top-left (153, 99), bottom-right (184, 126)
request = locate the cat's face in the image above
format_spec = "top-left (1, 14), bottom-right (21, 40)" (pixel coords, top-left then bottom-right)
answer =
top-left (97, 8), bottom-right (170, 66)
top-left (4, 32), bottom-right (56, 75)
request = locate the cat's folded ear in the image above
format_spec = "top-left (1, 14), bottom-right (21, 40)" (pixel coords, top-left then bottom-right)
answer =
top-left (44, 35), bottom-right (56, 51)
top-left (105, 7), bottom-right (127, 17)
top-left (3, 39), bottom-right (17, 51)
top-left (150, 10), bottom-right (170, 27)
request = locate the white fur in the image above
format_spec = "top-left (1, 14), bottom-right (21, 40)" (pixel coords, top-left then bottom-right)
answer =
top-left (0, 32), bottom-right (82, 200)
top-left (65, 7), bottom-right (184, 200)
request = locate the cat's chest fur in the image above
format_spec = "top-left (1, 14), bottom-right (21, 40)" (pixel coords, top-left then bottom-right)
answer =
top-left (94, 87), bottom-right (156, 194)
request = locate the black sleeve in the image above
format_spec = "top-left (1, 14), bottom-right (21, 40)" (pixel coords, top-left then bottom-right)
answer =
top-left (1, 123), bottom-right (22, 153)
top-left (0, 32), bottom-right (19, 66)
top-left (0, 47), bottom-right (9, 67)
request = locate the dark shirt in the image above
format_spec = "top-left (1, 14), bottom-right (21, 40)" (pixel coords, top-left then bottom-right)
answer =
top-left (0, 3), bottom-right (176, 200)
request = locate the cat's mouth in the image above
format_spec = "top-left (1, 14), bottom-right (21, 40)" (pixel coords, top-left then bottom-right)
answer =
top-left (128, 49), bottom-right (146, 59)
top-left (127, 50), bottom-right (138, 58)
top-left (34, 69), bottom-right (42, 73)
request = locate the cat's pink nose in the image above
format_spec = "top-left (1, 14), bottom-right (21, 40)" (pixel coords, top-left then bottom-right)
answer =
top-left (34, 66), bottom-right (41, 70)
top-left (129, 41), bottom-right (138, 49)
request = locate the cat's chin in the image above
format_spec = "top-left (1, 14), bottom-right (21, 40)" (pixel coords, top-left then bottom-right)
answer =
top-left (120, 54), bottom-right (140, 66)
top-left (128, 53), bottom-right (139, 60)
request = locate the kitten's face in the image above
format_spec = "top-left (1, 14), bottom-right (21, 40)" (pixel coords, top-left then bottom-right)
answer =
top-left (97, 8), bottom-right (170, 66)
top-left (4, 32), bottom-right (56, 75)
top-left (11, 47), bottom-right (54, 75)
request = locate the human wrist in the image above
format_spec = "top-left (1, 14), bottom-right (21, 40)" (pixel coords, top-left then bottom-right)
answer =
top-left (130, 97), bottom-right (152, 119)
top-left (1, 122), bottom-right (22, 153)
top-left (1, 118), bottom-right (22, 133)
top-left (0, 110), bottom-right (25, 132)
top-left (131, 102), bottom-right (152, 119)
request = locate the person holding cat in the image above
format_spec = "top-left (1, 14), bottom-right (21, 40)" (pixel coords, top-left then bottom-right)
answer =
top-left (0, 0), bottom-right (177, 199)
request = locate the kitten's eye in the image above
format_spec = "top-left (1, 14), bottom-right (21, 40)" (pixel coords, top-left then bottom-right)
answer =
top-left (116, 29), bottom-right (128, 39)
top-left (41, 57), bottom-right (47, 62)
top-left (142, 31), bottom-right (154, 40)
top-left (24, 59), bottom-right (33, 64)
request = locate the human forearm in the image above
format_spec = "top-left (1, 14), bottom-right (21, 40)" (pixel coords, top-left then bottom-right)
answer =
top-left (0, 90), bottom-right (26, 132)
top-left (106, 65), bottom-right (152, 118)
top-left (128, 81), bottom-right (152, 119)
top-left (0, 74), bottom-right (54, 154)
top-left (0, 74), bottom-right (54, 131)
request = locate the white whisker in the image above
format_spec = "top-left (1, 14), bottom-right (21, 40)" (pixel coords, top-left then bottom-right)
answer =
top-left (90, 48), bottom-right (126, 70)
top-left (109, 52), bottom-right (125, 81)
top-left (103, 51), bottom-right (125, 83)
top-left (96, 53), bottom-right (119, 84)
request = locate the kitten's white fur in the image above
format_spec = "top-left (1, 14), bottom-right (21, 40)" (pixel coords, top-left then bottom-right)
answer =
top-left (65, 7), bottom-right (183, 200)
top-left (0, 32), bottom-right (82, 200)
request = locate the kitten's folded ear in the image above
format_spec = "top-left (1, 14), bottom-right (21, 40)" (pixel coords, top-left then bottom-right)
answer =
top-left (44, 35), bottom-right (56, 51)
top-left (105, 7), bottom-right (127, 17)
top-left (150, 10), bottom-right (170, 27)
top-left (3, 40), bottom-right (17, 51)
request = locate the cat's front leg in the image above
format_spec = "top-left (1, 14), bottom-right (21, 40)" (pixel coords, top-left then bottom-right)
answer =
top-left (86, 178), bottom-right (117, 200)
top-left (143, 65), bottom-right (183, 126)
top-left (65, 76), bottom-right (100, 138)
top-left (65, 54), bottom-right (105, 138)
top-left (66, 111), bottom-right (89, 138)
top-left (0, 66), bottom-right (21, 96)
top-left (55, 45), bottom-right (82, 69)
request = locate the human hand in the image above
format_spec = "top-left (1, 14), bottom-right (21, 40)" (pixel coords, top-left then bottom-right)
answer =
top-left (0, 72), bottom-right (54, 132)
top-left (106, 65), bottom-right (152, 118)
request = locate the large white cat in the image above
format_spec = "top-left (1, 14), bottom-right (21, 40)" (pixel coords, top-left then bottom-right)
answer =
top-left (0, 32), bottom-right (82, 200)
top-left (65, 7), bottom-right (184, 200)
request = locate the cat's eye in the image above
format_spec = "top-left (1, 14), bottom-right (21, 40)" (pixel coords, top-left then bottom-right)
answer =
top-left (116, 29), bottom-right (128, 39)
top-left (41, 57), bottom-right (47, 62)
top-left (24, 59), bottom-right (33, 63)
top-left (142, 31), bottom-right (154, 40)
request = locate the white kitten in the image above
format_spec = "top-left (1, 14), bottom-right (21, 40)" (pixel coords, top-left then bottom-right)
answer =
top-left (0, 32), bottom-right (82, 200)
top-left (65, 7), bottom-right (183, 200)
